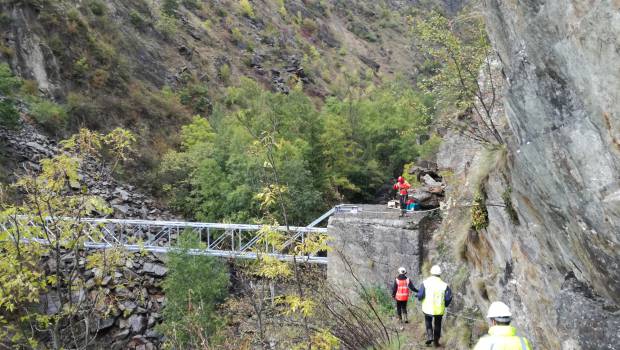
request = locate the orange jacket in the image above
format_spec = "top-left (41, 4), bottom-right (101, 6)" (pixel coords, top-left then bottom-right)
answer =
top-left (395, 278), bottom-right (411, 301)
top-left (393, 181), bottom-right (411, 195)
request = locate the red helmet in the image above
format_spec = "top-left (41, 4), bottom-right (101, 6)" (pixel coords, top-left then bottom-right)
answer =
top-left (398, 176), bottom-right (404, 183)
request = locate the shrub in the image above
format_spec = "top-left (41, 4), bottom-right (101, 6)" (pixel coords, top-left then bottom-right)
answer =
top-left (218, 64), bottom-right (231, 83)
top-left (0, 43), bottom-right (14, 58)
top-left (87, 0), bottom-right (106, 16)
top-left (73, 57), bottom-right (90, 78)
top-left (239, 0), bottom-right (255, 18)
top-left (0, 64), bottom-right (21, 95)
top-left (0, 99), bottom-right (20, 127)
top-left (0, 64), bottom-right (21, 127)
top-left (502, 187), bottom-right (520, 225)
top-left (155, 15), bottom-right (178, 39)
top-left (179, 83), bottom-right (210, 114)
top-left (161, 0), bottom-right (179, 16)
top-left (181, 0), bottom-right (201, 9)
top-left (302, 18), bottom-right (318, 34)
top-left (230, 27), bottom-right (243, 44)
top-left (471, 191), bottom-right (488, 231)
top-left (158, 232), bottom-right (229, 348)
top-left (29, 99), bottom-right (68, 132)
top-left (278, 0), bottom-right (287, 17)
top-left (90, 68), bottom-right (109, 89)
top-left (20, 80), bottom-right (38, 96)
top-left (129, 10), bottom-right (146, 28)
top-left (348, 21), bottom-right (379, 42)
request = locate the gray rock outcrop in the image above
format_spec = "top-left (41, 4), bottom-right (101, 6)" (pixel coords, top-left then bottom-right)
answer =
top-left (431, 2), bottom-right (620, 349)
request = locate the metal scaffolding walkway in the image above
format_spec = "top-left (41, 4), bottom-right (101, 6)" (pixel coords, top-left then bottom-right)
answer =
top-left (1, 205), bottom-right (362, 265)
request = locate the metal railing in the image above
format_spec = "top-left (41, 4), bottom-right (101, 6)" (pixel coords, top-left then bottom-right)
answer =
top-left (0, 205), bottom-right (362, 265)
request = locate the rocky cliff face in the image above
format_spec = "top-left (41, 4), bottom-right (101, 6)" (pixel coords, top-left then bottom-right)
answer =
top-left (483, 0), bottom-right (620, 302)
top-left (432, 2), bottom-right (619, 349)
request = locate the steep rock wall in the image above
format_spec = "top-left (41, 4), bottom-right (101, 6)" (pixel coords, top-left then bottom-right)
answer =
top-left (483, 0), bottom-right (620, 302)
top-left (432, 2), bottom-right (620, 349)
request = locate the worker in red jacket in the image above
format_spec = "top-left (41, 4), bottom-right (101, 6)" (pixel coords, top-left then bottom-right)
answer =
top-left (391, 266), bottom-right (418, 325)
top-left (393, 176), bottom-right (411, 216)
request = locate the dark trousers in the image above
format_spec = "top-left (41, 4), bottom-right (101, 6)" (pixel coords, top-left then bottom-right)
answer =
top-left (396, 300), bottom-right (408, 317)
top-left (399, 194), bottom-right (408, 213)
top-left (424, 314), bottom-right (443, 341)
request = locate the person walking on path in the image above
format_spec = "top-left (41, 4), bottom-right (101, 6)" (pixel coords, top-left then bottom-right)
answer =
top-left (417, 265), bottom-right (452, 347)
top-left (391, 267), bottom-right (418, 325)
top-left (473, 301), bottom-right (532, 350)
top-left (393, 176), bottom-right (411, 216)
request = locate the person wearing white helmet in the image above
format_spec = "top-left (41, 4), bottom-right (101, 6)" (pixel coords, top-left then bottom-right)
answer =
top-left (417, 264), bottom-right (452, 347)
top-left (391, 266), bottom-right (418, 325)
top-left (473, 301), bottom-right (532, 350)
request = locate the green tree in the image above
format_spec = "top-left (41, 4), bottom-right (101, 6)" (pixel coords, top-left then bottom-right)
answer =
top-left (320, 81), bottom-right (432, 201)
top-left (415, 12), bottom-right (503, 145)
top-left (29, 98), bottom-right (68, 132)
top-left (161, 78), bottom-right (327, 225)
top-left (158, 232), bottom-right (229, 349)
top-left (0, 63), bottom-right (22, 127)
top-left (0, 128), bottom-right (135, 349)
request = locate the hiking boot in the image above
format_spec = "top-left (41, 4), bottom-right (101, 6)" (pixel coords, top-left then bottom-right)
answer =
top-left (403, 314), bottom-right (409, 323)
top-left (425, 329), bottom-right (433, 345)
top-left (433, 339), bottom-right (441, 347)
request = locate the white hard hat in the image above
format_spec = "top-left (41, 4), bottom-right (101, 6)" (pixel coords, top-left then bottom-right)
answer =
top-left (486, 301), bottom-right (512, 319)
top-left (430, 265), bottom-right (442, 275)
top-left (398, 267), bottom-right (407, 274)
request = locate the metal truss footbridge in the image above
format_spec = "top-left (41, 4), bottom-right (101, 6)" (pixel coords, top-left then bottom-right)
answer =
top-left (1, 205), bottom-right (362, 265)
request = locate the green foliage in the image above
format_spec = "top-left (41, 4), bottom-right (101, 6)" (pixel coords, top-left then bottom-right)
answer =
top-left (73, 56), bottom-right (90, 78)
top-left (156, 14), bottom-right (178, 39)
top-left (162, 78), bottom-right (435, 223)
top-left (320, 81), bottom-right (432, 201)
top-left (348, 21), bottom-right (379, 42)
top-left (0, 64), bottom-right (22, 128)
top-left (415, 12), bottom-right (503, 145)
top-left (471, 190), bottom-right (488, 231)
top-left (87, 0), bottom-right (106, 16)
top-left (0, 99), bottom-right (19, 127)
top-left (179, 83), bottom-right (210, 114)
top-left (417, 133), bottom-right (442, 160)
top-left (159, 232), bottom-right (229, 348)
top-left (0, 63), bottom-right (21, 95)
top-left (129, 10), bottom-right (146, 27)
top-left (415, 12), bottom-right (488, 111)
top-left (218, 63), bottom-right (231, 83)
top-left (362, 285), bottom-right (395, 316)
top-left (0, 128), bottom-right (134, 349)
top-left (181, 0), bottom-right (201, 10)
top-left (239, 0), bottom-right (255, 18)
top-left (502, 187), bottom-right (520, 225)
top-left (230, 27), bottom-right (244, 45)
top-left (161, 0), bottom-right (179, 16)
top-left (29, 98), bottom-right (68, 132)
top-left (161, 79), bottom-right (327, 224)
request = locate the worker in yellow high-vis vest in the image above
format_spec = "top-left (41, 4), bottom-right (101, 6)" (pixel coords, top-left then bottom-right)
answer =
top-left (473, 301), bottom-right (532, 350)
top-left (417, 265), bottom-right (452, 347)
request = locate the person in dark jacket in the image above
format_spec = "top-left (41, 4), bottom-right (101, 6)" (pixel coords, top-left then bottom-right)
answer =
top-left (391, 266), bottom-right (418, 325)
top-left (417, 265), bottom-right (452, 347)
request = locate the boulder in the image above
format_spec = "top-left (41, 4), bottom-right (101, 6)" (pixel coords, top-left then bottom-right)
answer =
top-left (128, 314), bottom-right (146, 333)
top-left (97, 316), bottom-right (117, 331)
top-left (142, 263), bottom-right (167, 277)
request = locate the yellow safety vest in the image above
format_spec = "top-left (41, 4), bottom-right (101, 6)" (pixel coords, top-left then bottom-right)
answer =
top-left (421, 276), bottom-right (448, 315)
top-left (473, 326), bottom-right (532, 350)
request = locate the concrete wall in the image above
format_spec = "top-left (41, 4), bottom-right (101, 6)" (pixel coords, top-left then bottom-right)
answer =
top-left (326, 205), bottom-right (430, 295)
